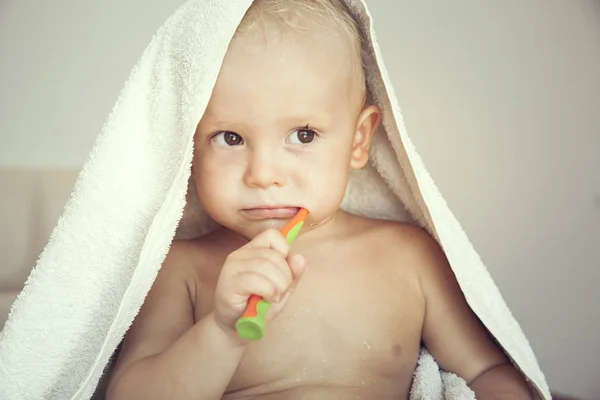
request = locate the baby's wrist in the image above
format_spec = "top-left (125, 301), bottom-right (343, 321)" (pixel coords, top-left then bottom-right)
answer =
top-left (205, 312), bottom-right (249, 350)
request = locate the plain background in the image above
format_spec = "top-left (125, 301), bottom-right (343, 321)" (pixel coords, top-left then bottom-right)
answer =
top-left (1, 0), bottom-right (599, 398)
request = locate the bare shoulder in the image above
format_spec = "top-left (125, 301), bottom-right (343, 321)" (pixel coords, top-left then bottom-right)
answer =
top-left (153, 238), bottom-right (210, 301)
top-left (109, 238), bottom-right (209, 388)
top-left (163, 239), bottom-right (204, 276)
top-left (344, 213), bottom-right (445, 267)
top-left (164, 237), bottom-right (212, 278)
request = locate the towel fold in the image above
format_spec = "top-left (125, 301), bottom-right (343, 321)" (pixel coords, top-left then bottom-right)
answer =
top-left (0, 1), bottom-right (550, 399)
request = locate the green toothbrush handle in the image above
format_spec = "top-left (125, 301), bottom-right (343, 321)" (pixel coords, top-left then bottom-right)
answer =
top-left (235, 295), bottom-right (271, 341)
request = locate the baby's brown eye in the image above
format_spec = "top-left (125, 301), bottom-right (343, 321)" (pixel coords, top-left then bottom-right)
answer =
top-left (298, 129), bottom-right (315, 143)
top-left (289, 128), bottom-right (316, 144)
top-left (212, 131), bottom-right (243, 146)
top-left (224, 132), bottom-right (243, 145)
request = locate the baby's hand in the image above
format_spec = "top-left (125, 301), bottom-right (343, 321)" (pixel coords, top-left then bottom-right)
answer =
top-left (213, 228), bottom-right (306, 342)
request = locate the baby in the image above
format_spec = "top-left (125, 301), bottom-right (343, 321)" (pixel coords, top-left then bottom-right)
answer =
top-left (107, 1), bottom-right (532, 399)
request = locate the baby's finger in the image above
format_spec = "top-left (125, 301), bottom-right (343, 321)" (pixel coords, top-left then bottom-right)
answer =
top-left (234, 271), bottom-right (278, 302)
top-left (287, 254), bottom-right (306, 290)
top-left (236, 248), bottom-right (293, 285)
top-left (275, 255), bottom-right (305, 305)
top-left (261, 250), bottom-right (294, 290)
top-left (247, 228), bottom-right (290, 258)
top-left (238, 259), bottom-right (290, 300)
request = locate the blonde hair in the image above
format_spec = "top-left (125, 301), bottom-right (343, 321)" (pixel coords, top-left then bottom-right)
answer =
top-left (236, 0), bottom-right (367, 103)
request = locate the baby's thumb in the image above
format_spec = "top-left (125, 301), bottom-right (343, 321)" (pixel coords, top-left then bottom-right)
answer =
top-left (272, 255), bottom-right (305, 309)
top-left (289, 254), bottom-right (306, 283)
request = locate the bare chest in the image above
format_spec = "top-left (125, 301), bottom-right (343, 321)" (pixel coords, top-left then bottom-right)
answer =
top-left (194, 247), bottom-right (425, 396)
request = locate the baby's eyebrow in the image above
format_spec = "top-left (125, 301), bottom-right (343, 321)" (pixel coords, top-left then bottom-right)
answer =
top-left (200, 117), bottom-right (246, 131)
top-left (275, 112), bottom-right (330, 127)
top-left (199, 112), bottom-right (330, 133)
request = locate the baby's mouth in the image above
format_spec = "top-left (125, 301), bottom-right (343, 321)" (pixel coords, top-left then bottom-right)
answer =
top-left (241, 206), bottom-right (300, 219)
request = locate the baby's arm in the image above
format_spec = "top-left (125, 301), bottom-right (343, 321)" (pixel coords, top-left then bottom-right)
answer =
top-left (411, 228), bottom-right (534, 399)
top-left (106, 242), bottom-right (246, 400)
top-left (107, 229), bottom-right (304, 399)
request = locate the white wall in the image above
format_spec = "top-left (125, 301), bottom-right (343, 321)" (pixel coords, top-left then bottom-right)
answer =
top-left (0, 1), bottom-right (184, 167)
top-left (1, 0), bottom-right (599, 398)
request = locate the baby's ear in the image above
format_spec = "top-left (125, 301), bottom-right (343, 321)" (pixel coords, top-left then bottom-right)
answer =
top-left (350, 104), bottom-right (381, 169)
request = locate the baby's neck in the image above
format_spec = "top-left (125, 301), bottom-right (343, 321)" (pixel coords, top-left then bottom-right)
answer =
top-left (293, 209), bottom-right (349, 244)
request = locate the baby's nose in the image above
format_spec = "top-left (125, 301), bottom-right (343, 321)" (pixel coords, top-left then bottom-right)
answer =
top-left (243, 149), bottom-right (287, 188)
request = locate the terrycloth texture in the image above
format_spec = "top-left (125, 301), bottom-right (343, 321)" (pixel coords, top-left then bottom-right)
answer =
top-left (0, 0), bottom-right (550, 399)
top-left (409, 349), bottom-right (475, 400)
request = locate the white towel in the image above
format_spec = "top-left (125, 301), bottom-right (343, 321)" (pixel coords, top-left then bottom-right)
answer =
top-left (0, 1), bottom-right (550, 399)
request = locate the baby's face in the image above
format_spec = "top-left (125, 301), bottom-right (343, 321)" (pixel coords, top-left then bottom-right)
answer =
top-left (193, 26), bottom-right (379, 239)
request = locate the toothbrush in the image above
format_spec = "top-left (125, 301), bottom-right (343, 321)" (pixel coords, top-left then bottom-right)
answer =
top-left (235, 207), bottom-right (308, 341)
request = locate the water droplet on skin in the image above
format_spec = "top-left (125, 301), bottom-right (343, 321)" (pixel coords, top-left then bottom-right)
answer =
top-left (361, 379), bottom-right (365, 385)
top-left (300, 305), bottom-right (311, 314)
top-left (364, 341), bottom-right (371, 349)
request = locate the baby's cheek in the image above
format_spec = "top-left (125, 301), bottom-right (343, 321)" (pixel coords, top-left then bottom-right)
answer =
top-left (303, 164), bottom-right (348, 208)
top-left (194, 163), bottom-right (230, 207)
top-left (201, 156), bottom-right (239, 186)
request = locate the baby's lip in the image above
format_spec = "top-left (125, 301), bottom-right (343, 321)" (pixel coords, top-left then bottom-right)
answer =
top-left (241, 206), bottom-right (300, 219)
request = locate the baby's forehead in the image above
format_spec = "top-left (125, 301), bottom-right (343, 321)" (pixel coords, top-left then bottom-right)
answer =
top-left (221, 31), bottom-right (362, 101)
top-left (219, 33), bottom-right (354, 89)
top-left (201, 51), bottom-right (354, 131)
top-left (203, 75), bottom-right (345, 125)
